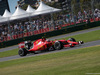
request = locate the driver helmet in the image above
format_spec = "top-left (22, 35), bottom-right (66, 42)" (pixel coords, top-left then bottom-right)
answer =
top-left (46, 39), bottom-right (50, 42)
top-left (42, 37), bottom-right (46, 41)
top-left (25, 41), bottom-right (28, 44)
top-left (25, 40), bottom-right (31, 44)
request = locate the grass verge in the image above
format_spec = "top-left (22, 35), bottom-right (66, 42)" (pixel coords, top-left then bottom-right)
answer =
top-left (58, 29), bottom-right (100, 42)
top-left (0, 29), bottom-right (100, 58)
top-left (0, 45), bottom-right (100, 75)
top-left (0, 49), bottom-right (18, 58)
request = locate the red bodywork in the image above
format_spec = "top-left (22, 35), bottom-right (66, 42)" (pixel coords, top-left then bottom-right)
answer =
top-left (18, 39), bottom-right (54, 51)
top-left (58, 40), bottom-right (79, 47)
top-left (29, 39), bottom-right (54, 51)
top-left (18, 39), bottom-right (79, 51)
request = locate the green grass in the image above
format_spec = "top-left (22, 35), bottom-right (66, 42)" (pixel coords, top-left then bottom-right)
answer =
top-left (0, 49), bottom-right (18, 58)
top-left (0, 29), bottom-right (100, 58)
top-left (58, 29), bottom-right (100, 42)
top-left (0, 45), bottom-right (100, 75)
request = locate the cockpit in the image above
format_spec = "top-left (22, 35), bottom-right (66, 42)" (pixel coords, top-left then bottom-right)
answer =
top-left (25, 40), bottom-right (33, 49)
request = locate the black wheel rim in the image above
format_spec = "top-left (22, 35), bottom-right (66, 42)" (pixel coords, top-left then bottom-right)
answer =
top-left (55, 43), bottom-right (59, 47)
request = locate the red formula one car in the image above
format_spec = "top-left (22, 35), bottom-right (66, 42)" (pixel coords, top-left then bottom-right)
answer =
top-left (18, 38), bottom-right (84, 56)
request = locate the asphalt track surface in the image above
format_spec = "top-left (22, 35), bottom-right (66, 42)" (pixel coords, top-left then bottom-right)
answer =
top-left (0, 40), bottom-right (100, 62)
top-left (0, 26), bottom-right (100, 52)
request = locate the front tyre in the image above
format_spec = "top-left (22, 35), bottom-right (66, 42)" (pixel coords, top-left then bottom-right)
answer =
top-left (54, 41), bottom-right (63, 50)
top-left (18, 48), bottom-right (27, 56)
top-left (68, 38), bottom-right (76, 42)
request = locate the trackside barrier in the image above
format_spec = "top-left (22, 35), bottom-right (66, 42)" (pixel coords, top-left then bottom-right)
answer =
top-left (34, 28), bottom-right (50, 35)
top-left (0, 21), bottom-right (100, 48)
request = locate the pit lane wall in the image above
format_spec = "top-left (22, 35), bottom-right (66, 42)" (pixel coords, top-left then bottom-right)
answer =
top-left (0, 21), bottom-right (100, 48)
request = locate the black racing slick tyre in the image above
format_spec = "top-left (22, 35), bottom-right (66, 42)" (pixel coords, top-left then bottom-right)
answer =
top-left (18, 48), bottom-right (27, 56)
top-left (68, 38), bottom-right (76, 42)
top-left (54, 41), bottom-right (63, 50)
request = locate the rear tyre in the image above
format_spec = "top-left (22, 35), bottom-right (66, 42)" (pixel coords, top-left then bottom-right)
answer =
top-left (68, 38), bottom-right (76, 42)
top-left (54, 41), bottom-right (63, 50)
top-left (18, 48), bottom-right (27, 56)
